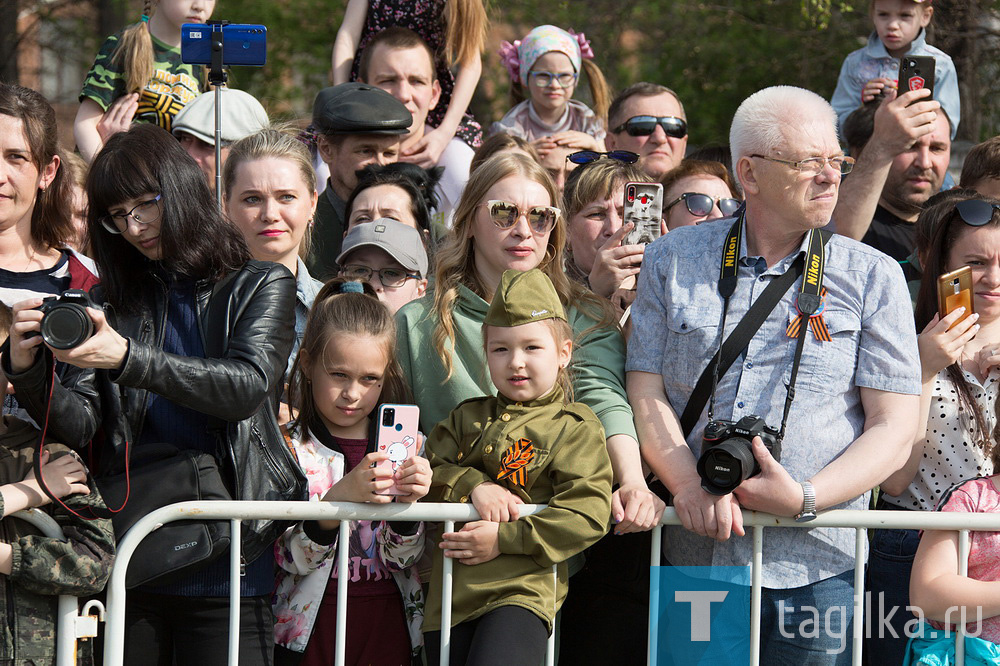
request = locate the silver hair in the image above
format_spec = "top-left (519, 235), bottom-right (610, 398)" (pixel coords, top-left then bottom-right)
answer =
top-left (729, 86), bottom-right (838, 177)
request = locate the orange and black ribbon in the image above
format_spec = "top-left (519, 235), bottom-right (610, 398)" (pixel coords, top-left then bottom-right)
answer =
top-left (786, 287), bottom-right (831, 342)
top-left (497, 438), bottom-right (534, 486)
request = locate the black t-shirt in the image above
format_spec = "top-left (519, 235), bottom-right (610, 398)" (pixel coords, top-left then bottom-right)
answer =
top-left (862, 204), bottom-right (919, 281)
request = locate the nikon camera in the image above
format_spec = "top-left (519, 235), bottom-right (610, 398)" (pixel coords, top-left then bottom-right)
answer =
top-left (696, 415), bottom-right (782, 495)
top-left (35, 289), bottom-right (98, 350)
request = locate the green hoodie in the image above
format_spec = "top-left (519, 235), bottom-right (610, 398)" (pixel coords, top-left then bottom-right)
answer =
top-left (396, 284), bottom-right (637, 439)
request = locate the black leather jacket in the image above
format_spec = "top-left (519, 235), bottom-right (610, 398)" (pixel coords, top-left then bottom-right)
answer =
top-left (2, 260), bottom-right (307, 563)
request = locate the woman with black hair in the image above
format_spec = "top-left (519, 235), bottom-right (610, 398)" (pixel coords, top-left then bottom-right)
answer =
top-left (345, 163), bottom-right (439, 237)
top-left (3, 123), bottom-right (304, 666)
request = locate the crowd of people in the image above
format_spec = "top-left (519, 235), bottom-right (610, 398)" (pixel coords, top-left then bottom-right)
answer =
top-left (4, 0), bottom-right (1000, 664)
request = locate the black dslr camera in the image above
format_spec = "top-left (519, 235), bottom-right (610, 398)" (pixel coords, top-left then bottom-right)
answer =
top-left (35, 290), bottom-right (98, 350)
top-left (696, 415), bottom-right (781, 495)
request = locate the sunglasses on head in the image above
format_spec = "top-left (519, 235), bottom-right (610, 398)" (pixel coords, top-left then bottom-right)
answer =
top-left (611, 115), bottom-right (688, 139)
top-left (482, 200), bottom-right (560, 234)
top-left (955, 199), bottom-right (1000, 227)
top-left (566, 150), bottom-right (640, 165)
top-left (665, 192), bottom-right (742, 218)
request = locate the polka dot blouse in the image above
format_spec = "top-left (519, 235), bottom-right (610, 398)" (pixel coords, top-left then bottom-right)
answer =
top-left (889, 366), bottom-right (997, 510)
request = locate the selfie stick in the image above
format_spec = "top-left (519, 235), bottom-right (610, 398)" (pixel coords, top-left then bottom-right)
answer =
top-left (208, 20), bottom-right (230, 206)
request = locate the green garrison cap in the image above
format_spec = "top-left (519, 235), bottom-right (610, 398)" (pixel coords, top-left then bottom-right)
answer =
top-left (484, 269), bottom-right (566, 327)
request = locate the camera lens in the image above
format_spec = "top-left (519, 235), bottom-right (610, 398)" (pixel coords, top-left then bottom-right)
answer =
top-left (382, 409), bottom-right (395, 427)
top-left (698, 436), bottom-right (756, 495)
top-left (40, 304), bottom-right (94, 350)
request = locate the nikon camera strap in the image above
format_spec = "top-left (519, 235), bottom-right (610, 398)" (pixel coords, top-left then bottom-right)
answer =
top-left (678, 215), bottom-right (830, 438)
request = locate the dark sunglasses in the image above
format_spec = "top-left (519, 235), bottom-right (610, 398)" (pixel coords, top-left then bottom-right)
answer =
top-left (566, 150), bottom-right (639, 165)
top-left (611, 115), bottom-right (688, 139)
top-left (955, 199), bottom-right (1000, 226)
top-left (665, 192), bottom-right (742, 218)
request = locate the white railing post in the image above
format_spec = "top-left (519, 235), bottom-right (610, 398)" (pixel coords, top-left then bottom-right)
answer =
top-left (852, 527), bottom-right (865, 665)
top-left (228, 519), bottom-right (242, 666)
top-left (440, 519), bottom-right (455, 666)
top-left (336, 520), bottom-right (350, 666)
top-left (957, 529), bottom-right (970, 666)
top-left (750, 525), bottom-right (763, 666)
top-left (647, 525), bottom-right (662, 666)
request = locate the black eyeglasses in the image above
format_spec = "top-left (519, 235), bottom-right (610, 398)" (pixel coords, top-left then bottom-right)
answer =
top-left (955, 199), bottom-right (1000, 226)
top-left (665, 192), bottom-right (742, 218)
top-left (101, 194), bottom-right (162, 234)
top-left (566, 150), bottom-right (639, 165)
top-left (611, 115), bottom-right (687, 139)
top-left (339, 265), bottom-right (421, 288)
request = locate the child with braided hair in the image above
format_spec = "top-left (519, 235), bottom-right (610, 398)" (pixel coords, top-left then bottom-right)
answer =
top-left (74, 0), bottom-right (215, 163)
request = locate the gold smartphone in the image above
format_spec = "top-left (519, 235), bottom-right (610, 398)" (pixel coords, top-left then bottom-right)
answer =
top-left (937, 266), bottom-right (974, 329)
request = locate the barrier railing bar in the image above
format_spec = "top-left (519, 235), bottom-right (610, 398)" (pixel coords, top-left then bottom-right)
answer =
top-left (228, 519), bottom-right (242, 666)
top-left (852, 527), bottom-right (865, 665)
top-left (103, 503), bottom-right (994, 666)
top-left (750, 525), bottom-right (763, 666)
top-left (440, 519), bottom-right (456, 666)
top-left (957, 529), bottom-right (970, 666)
top-left (647, 525), bottom-right (662, 666)
top-left (336, 519), bottom-right (349, 666)
top-left (11, 509), bottom-right (77, 666)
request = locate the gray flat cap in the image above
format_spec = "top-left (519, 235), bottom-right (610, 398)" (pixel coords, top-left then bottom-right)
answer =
top-left (312, 83), bottom-right (412, 135)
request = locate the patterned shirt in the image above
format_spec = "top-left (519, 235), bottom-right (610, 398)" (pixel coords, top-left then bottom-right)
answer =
top-left (627, 217), bottom-right (921, 588)
top-left (80, 33), bottom-right (201, 131)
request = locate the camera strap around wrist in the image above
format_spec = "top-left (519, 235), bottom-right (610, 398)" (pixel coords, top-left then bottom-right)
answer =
top-left (678, 215), bottom-right (829, 439)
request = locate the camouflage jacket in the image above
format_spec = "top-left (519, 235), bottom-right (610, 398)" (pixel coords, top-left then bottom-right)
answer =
top-left (0, 417), bottom-right (115, 666)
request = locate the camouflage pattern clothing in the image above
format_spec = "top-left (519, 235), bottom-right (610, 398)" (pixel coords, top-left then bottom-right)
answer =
top-left (0, 417), bottom-right (114, 666)
top-left (80, 33), bottom-right (201, 132)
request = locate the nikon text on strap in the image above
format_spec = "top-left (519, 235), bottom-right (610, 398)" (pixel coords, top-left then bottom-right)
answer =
top-left (678, 216), bottom-right (830, 438)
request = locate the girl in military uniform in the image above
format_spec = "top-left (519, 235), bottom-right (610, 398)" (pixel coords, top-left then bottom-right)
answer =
top-left (423, 268), bottom-right (613, 665)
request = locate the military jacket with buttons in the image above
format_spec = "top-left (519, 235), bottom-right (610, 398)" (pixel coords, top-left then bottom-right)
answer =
top-left (423, 386), bottom-right (612, 633)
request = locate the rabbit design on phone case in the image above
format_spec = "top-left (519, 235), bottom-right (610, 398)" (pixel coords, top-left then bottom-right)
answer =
top-left (381, 436), bottom-right (414, 472)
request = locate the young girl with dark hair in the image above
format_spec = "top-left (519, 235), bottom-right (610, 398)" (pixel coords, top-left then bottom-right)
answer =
top-left (3, 123), bottom-right (303, 665)
top-left (274, 278), bottom-right (430, 666)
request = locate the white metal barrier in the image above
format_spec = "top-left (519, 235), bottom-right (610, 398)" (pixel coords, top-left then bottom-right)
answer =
top-left (98, 502), bottom-right (1000, 666)
top-left (9, 508), bottom-right (105, 666)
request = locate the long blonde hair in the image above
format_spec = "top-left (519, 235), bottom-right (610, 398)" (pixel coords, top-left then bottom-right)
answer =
top-left (431, 152), bottom-right (615, 378)
top-left (113, 0), bottom-right (157, 95)
top-left (444, 0), bottom-right (487, 66)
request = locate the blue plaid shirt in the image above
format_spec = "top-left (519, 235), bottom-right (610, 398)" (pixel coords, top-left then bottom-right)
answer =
top-left (627, 218), bottom-right (921, 588)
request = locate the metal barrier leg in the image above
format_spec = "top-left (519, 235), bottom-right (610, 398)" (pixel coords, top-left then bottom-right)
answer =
top-left (337, 521), bottom-right (350, 666)
top-left (440, 520), bottom-right (455, 666)
top-left (957, 529), bottom-right (970, 666)
top-left (228, 520), bottom-right (242, 666)
top-left (750, 525), bottom-right (763, 666)
top-left (852, 528), bottom-right (865, 665)
top-left (647, 525), bottom-right (662, 666)
top-left (546, 565), bottom-right (556, 666)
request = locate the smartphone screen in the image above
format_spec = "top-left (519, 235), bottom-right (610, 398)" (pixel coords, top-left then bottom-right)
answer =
top-left (374, 404), bottom-right (420, 496)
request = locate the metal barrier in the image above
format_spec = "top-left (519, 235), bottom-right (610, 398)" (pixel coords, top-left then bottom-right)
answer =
top-left (10, 508), bottom-right (105, 666)
top-left (100, 502), bottom-right (1000, 666)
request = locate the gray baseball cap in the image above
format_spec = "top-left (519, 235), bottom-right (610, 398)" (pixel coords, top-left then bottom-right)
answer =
top-left (171, 87), bottom-right (269, 145)
top-left (337, 219), bottom-right (429, 277)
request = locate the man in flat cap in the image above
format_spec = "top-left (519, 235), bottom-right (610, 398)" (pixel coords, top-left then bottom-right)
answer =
top-left (307, 82), bottom-right (412, 279)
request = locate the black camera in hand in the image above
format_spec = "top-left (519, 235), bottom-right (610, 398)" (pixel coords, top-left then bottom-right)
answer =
top-left (696, 415), bottom-right (782, 496)
top-left (34, 289), bottom-right (98, 350)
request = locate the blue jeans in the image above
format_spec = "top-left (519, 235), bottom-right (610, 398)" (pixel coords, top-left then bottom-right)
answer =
top-left (760, 570), bottom-right (855, 665)
top-left (865, 527), bottom-right (921, 665)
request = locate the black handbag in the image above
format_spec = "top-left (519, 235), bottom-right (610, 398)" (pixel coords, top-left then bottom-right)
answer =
top-left (96, 442), bottom-right (232, 588)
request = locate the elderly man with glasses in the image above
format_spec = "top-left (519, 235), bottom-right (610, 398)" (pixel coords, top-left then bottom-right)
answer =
top-left (626, 86), bottom-right (921, 664)
top-left (605, 82), bottom-right (688, 181)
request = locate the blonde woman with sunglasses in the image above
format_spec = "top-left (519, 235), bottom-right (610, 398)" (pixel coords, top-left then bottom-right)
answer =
top-left (396, 151), bottom-right (663, 534)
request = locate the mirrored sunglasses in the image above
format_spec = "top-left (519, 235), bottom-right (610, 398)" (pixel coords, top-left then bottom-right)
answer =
top-left (482, 200), bottom-right (560, 234)
top-left (666, 192), bottom-right (742, 218)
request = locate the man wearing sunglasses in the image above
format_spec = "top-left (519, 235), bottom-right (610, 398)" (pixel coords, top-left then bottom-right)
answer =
top-left (605, 82), bottom-right (688, 180)
top-left (627, 86), bottom-right (920, 663)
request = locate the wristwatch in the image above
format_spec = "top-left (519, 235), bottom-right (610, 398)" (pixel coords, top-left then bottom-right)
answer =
top-left (795, 481), bottom-right (817, 522)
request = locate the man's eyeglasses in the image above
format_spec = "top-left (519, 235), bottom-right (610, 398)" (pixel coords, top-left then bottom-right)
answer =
top-left (750, 154), bottom-right (855, 176)
top-left (666, 192), bottom-right (742, 218)
top-left (101, 194), bottom-right (162, 234)
top-left (481, 200), bottom-right (560, 235)
top-left (611, 116), bottom-right (688, 139)
top-left (955, 199), bottom-right (1000, 227)
top-left (339, 265), bottom-right (421, 288)
top-left (567, 150), bottom-right (639, 165)
top-left (528, 71), bottom-right (578, 88)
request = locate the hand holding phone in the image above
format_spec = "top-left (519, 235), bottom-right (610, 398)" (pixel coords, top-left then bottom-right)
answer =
top-left (899, 56), bottom-right (935, 100)
top-left (374, 404), bottom-right (421, 496)
top-left (937, 266), bottom-right (974, 330)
